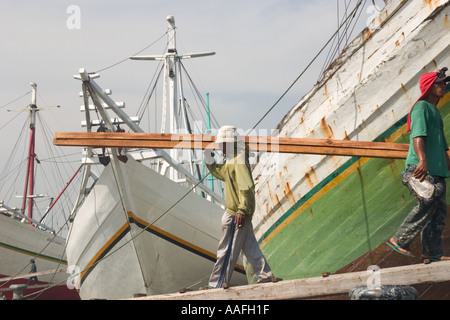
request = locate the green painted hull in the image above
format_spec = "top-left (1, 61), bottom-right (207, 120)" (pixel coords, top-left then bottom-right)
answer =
top-left (249, 97), bottom-right (450, 283)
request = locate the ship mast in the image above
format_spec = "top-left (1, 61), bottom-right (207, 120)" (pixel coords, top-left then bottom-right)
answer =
top-left (21, 83), bottom-right (38, 222)
top-left (18, 83), bottom-right (60, 223)
top-left (130, 15), bottom-right (215, 181)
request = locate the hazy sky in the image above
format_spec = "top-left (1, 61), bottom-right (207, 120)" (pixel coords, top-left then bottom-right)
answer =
top-left (0, 0), bottom-right (385, 223)
top-left (1, 0), bottom-right (385, 130)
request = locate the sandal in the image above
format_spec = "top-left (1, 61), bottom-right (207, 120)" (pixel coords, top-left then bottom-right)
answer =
top-left (421, 254), bottom-right (450, 262)
top-left (199, 285), bottom-right (214, 290)
top-left (386, 238), bottom-right (415, 257)
top-left (257, 277), bottom-right (283, 284)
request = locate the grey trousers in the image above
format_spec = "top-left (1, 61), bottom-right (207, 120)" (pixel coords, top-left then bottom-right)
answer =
top-left (208, 212), bottom-right (274, 288)
top-left (394, 167), bottom-right (447, 256)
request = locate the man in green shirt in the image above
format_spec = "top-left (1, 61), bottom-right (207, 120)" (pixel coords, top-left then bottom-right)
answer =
top-left (202, 126), bottom-right (278, 288)
top-left (388, 68), bottom-right (450, 261)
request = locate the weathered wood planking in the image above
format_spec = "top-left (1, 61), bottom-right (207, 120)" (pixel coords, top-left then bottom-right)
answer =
top-left (127, 261), bottom-right (450, 300)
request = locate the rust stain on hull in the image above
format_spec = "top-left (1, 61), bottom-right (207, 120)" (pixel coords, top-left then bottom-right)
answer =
top-left (363, 28), bottom-right (372, 41)
top-left (425, 0), bottom-right (442, 11)
top-left (266, 181), bottom-right (285, 215)
top-left (283, 182), bottom-right (296, 205)
top-left (320, 117), bottom-right (335, 140)
top-left (304, 167), bottom-right (319, 190)
top-left (401, 83), bottom-right (407, 94)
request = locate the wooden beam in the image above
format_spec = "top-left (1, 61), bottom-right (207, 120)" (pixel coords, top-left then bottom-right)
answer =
top-left (127, 261), bottom-right (450, 300)
top-left (0, 283), bottom-right (63, 293)
top-left (54, 132), bottom-right (410, 159)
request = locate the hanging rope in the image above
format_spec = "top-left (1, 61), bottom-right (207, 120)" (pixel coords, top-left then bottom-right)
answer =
top-left (94, 31), bottom-right (168, 73)
top-left (0, 91), bottom-right (31, 110)
top-left (251, 0), bottom-right (365, 131)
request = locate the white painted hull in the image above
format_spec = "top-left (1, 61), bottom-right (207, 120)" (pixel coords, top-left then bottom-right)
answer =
top-left (67, 157), bottom-right (246, 300)
top-left (0, 214), bottom-right (72, 293)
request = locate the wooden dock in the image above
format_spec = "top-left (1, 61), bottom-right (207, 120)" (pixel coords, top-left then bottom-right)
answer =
top-left (127, 261), bottom-right (450, 300)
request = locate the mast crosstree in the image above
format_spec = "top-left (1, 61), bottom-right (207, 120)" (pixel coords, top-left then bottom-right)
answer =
top-left (130, 15), bottom-right (215, 181)
top-left (7, 83), bottom-right (60, 222)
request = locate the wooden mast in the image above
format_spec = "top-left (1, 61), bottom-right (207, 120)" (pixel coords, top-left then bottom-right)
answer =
top-left (21, 83), bottom-right (38, 222)
top-left (7, 83), bottom-right (61, 222)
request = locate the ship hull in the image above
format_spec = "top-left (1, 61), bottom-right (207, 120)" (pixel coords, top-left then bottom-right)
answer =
top-left (0, 215), bottom-right (80, 300)
top-left (66, 157), bottom-right (247, 300)
top-left (250, 0), bottom-right (450, 297)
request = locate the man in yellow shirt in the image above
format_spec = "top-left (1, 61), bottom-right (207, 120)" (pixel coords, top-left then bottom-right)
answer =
top-left (203, 126), bottom-right (278, 288)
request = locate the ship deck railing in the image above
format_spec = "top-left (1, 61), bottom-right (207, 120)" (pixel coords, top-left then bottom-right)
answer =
top-left (0, 201), bottom-right (56, 234)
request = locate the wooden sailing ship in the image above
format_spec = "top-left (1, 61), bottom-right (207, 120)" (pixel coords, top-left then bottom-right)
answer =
top-left (56, 1), bottom-right (450, 299)
top-left (0, 83), bottom-right (80, 300)
top-left (63, 16), bottom-right (247, 300)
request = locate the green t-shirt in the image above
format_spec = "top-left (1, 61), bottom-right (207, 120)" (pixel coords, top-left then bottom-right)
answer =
top-left (406, 100), bottom-right (449, 177)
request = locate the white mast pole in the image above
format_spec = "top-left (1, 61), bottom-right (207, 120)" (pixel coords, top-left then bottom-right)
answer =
top-left (166, 15), bottom-right (178, 135)
top-left (130, 16), bottom-right (216, 182)
top-left (166, 15), bottom-right (178, 180)
top-left (21, 83), bottom-right (38, 222)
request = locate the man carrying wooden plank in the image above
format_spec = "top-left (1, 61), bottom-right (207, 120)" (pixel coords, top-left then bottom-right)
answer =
top-left (388, 68), bottom-right (450, 261)
top-left (201, 126), bottom-right (280, 289)
top-left (26, 259), bottom-right (39, 286)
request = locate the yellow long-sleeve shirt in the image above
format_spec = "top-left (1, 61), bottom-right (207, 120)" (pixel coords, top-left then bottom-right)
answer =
top-left (206, 149), bottom-right (255, 218)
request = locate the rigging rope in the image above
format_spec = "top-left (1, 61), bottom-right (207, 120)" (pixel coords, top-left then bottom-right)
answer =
top-left (94, 31), bottom-right (168, 74)
top-left (251, 0), bottom-right (365, 131)
top-left (180, 61), bottom-right (221, 131)
top-left (0, 120), bottom-right (28, 197)
top-left (318, 0), bottom-right (366, 80)
top-left (136, 64), bottom-right (165, 125)
top-left (0, 110), bottom-right (25, 131)
top-left (0, 91), bottom-right (31, 110)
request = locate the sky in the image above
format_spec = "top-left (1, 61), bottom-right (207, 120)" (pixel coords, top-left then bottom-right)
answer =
top-left (0, 0), bottom-right (385, 228)
top-left (0, 0), bottom-right (386, 131)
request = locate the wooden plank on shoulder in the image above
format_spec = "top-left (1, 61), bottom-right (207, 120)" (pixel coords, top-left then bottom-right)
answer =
top-left (54, 132), bottom-right (410, 159)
